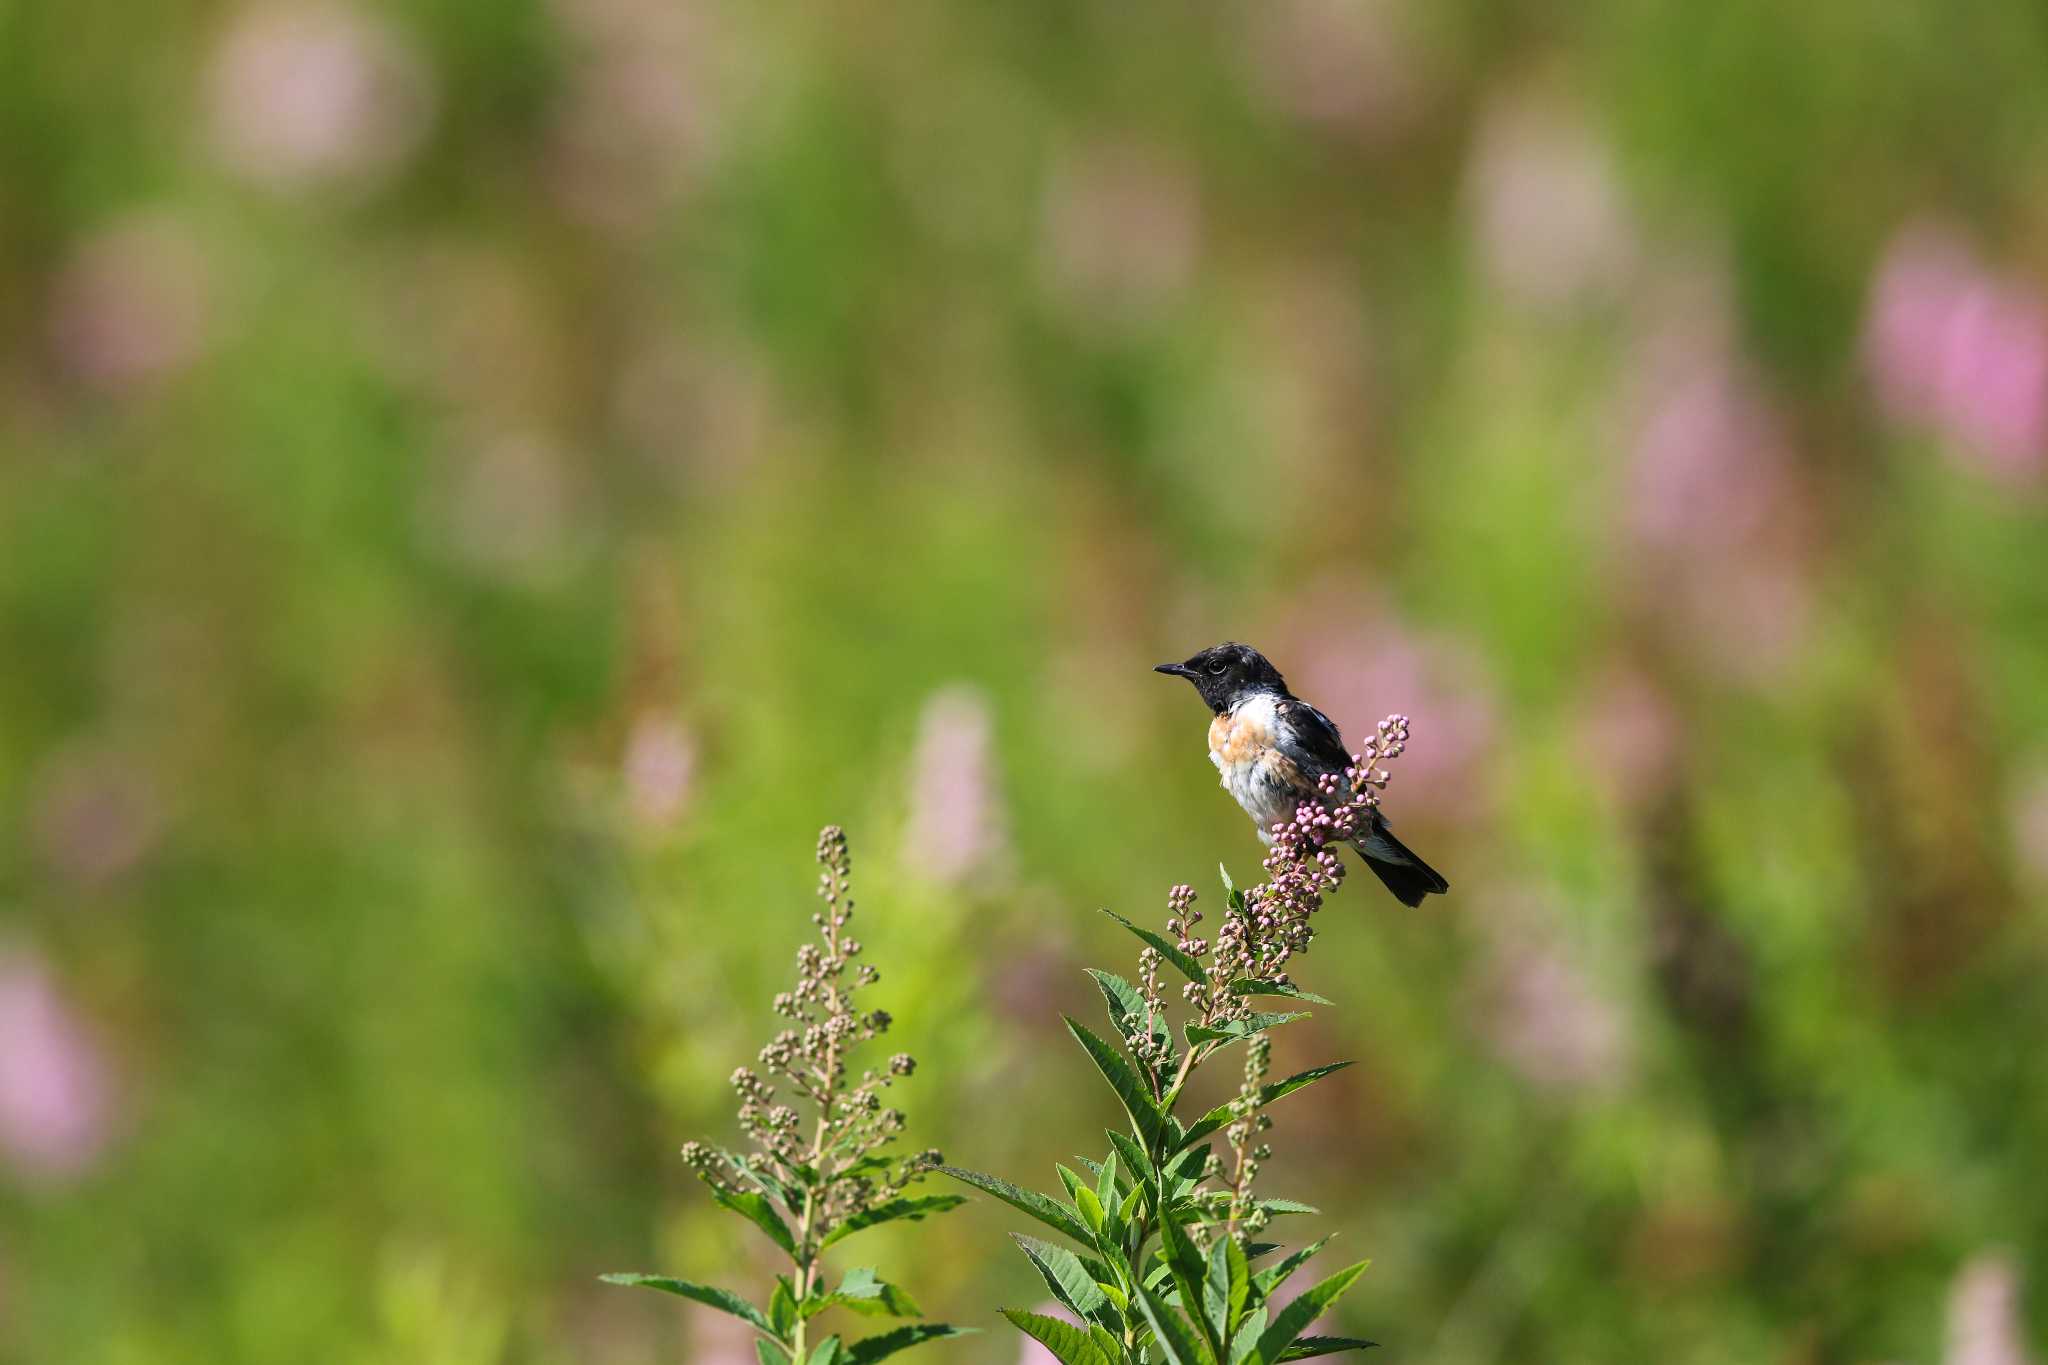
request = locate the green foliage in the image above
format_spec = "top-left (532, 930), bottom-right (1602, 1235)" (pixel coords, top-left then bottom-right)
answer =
top-left (604, 831), bottom-right (967, 1363)
top-left (950, 869), bottom-right (1375, 1363)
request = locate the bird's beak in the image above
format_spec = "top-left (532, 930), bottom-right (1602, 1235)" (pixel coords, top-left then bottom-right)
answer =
top-left (1154, 662), bottom-right (1195, 679)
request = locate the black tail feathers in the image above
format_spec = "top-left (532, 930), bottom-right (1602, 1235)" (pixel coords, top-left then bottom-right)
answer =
top-left (1351, 822), bottom-right (1449, 908)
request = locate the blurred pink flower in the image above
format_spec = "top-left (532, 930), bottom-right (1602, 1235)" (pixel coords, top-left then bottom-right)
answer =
top-left (31, 747), bottom-right (161, 891)
top-left (543, 0), bottom-right (728, 233)
top-left (1040, 139), bottom-right (1201, 329)
top-left (1573, 665), bottom-right (1680, 805)
top-left (903, 686), bottom-right (1007, 886)
top-left (47, 212), bottom-right (211, 394)
top-left (623, 712), bottom-right (695, 829)
top-left (0, 955), bottom-right (114, 1183)
top-left (2011, 768), bottom-right (2048, 887)
top-left (1466, 92), bottom-right (1637, 312)
top-left (1620, 272), bottom-right (1815, 681)
top-left (1627, 334), bottom-right (1789, 554)
top-left (1945, 1253), bottom-right (2037, 1365)
top-left (206, 3), bottom-right (435, 193)
top-left (1865, 221), bottom-right (2048, 487)
top-left (1471, 896), bottom-right (1633, 1097)
top-left (1238, 0), bottom-right (1432, 143)
top-left (1274, 593), bottom-right (1496, 823)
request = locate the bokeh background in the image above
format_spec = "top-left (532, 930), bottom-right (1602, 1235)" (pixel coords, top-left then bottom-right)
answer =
top-left (5, 0), bottom-right (2048, 1361)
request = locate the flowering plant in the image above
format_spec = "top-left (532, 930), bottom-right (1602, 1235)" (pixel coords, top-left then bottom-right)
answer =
top-left (942, 717), bottom-right (1422, 1364)
top-left (605, 827), bottom-right (968, 1365)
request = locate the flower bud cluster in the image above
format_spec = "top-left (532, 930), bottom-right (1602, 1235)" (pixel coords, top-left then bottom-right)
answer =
top-left (690, 827), bottom-right (930, 1249)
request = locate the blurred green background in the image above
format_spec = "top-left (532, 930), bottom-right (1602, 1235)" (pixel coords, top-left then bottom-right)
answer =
top-left (5, 0), bottom-right (2048, 1361)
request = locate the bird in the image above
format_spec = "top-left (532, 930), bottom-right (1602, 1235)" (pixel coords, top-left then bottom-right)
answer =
top-left (1155, 642), bottom-right (1449, 907)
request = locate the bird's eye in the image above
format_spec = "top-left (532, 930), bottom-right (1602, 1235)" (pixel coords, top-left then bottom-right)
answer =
top-left (1207, 662), bottom-right (1227, 676)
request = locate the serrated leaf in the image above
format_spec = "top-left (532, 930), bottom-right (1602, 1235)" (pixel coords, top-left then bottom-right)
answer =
top-left (1160, 1210), bottom-right (1221, 1358)
top-left (842, 1324), bottom-right (974, 1362)
top-left (600, 1274), bottom-right (777, 1339)
top-left (1183, 1062), bottom-right (1356, 1147)
top-left (1185, 1012), bottom-right (1310, 1048)
top-left (1249, 1261), bottom-right (1370, 1364)
top-left (1014, 1235), bottom-right (1109, 1319)
top-left (1257, 1199), bottom-right (1319, 1217)
top-left (1219, 863), bottom-right (1235, 895)
top-left (1136, 1280), bottom-right (1214, 1365)
top-left (808, 1267), bottom-right (921, 1319)
top-left (1087, 969), bottom-right (1163, 1083)
top-left (1252, 1238), bottom-right (1333, 1296)
top-left (757, 1340), bottom-right (791, 1365)
top-left (1229, 1306), bottom-right (1268, 1365)
top-left (1096, 1151), bottom-right (1120, 1210)
top-left (1001, 1310), bottom-right (1113, 1365)
top-left (807, 1337), bottom-right (843, 1365)
top-left (1227, 979), bottom-right (1334, 1006)
top-left (1101, 909), bottom-right (1208, 986)
top-left (938, 1166), bottom-right (1093, 1248)
top-left (1065, 1017), bottom-right (1168, 1147)
top-left (1207, 1235), bottom-right (1249, 1340)
top-left (1106, 1129), bottom-right (1157, 1187)
top-left (819, 1195), bottom-right (966, 1249)
top-left (710, 1186), bottom-right (798, 1255)
top-left (1277, 1336), bottom-right (1378, 1359)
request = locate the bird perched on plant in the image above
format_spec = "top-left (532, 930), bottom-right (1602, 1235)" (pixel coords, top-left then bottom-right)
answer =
top-left (1155, 642), bottom-right (1449, 907)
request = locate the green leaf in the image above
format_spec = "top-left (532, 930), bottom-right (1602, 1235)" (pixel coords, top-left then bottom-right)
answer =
top-left (1185, 1013), bottom-right (1309, 1048)
top-left (1096, 1151), bottom-right (1120, 1210)
top-left (1159, 1210), bottom-right (1219, 1356)
top-left (1087, 969), bottom-right (1164, 1076)
top-left (1256, 1061), bottom-right (1354, 1108)
top-left (757, 1341), bottom-right (792, 1365)
top-left (1249, 1261), bottom-right (1370, 1365)
top-left (819, 1195), bottom-right (967, 1249)
top-left (710, 1187), bottom-right (798, 1255)
top-left (1227, 979), bottom-right (1334, 1006)
top-left (1183, 1064), bottom-right (1355, 1147)
top-left (806, 1337), bottom-right (843, 1365)
top-left (1277, 1336), bottom-right (1378, 1359)
top-left (1072, 1181), bottom-right (1107, 1236)
top-left (1065, 1017), bottom-right (1169, 1147)
top-left (1165, 1143), bottom-right (1213, 1189)
top-left (842, 1324), bottom-right (974, 1362)
top-left (808, 1267), bottom-right (921, 1319)
top-left (1105, 1129), bottom-right (1157, 1188)
top-left (1229, 1307), bottom-right (1268, 1365)
top-left (1100, 909), bottom-right (1208, 986)
top-left (726, 1152), bottom-right (793, 1205)
top-left (1257, 1199), bottom-right (1320, 1217)
top-left (1135, 1280), bottom-right (1214, 1365)
top-left (770, 1277), bottom-right (799, 1337)
top-left (1001, 1310), bottom-right (1114, 1365)
top-left (1207, 1234), bottom-right (1249, 1341)
top-left (938, 1166), bottom-right (1093, 1247)
top-left (1252, 1238), bottom-right (1333, 1296)
top-left (1015, 1235), bottom-right (1110, 1318)
top-left (1220, 865), bottom-right (1248, 916)
top-left (600, 1274), bottom-right (777, 1339)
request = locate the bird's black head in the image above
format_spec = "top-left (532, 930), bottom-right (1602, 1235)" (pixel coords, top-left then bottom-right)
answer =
top-left (1154, 642), bottom-right (1290, 715)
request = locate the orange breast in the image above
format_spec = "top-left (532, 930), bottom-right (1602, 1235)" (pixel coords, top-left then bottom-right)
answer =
top-left (1208, 707), bottom-right (1275, 766)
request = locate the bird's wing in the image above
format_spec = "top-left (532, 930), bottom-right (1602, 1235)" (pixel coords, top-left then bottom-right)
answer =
top-left (1274, 699), bottom-right (1352, 780)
